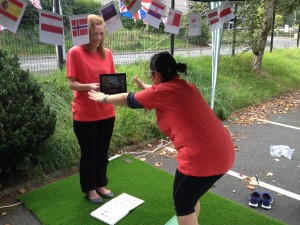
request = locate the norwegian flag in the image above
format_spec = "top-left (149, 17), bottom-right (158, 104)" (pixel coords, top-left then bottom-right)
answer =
top-left (118, 0), bottom-right (150, 20)
top-left (164, 8), bottom-right (182, 35)
top-left (69, 14), bottom-right (89, 46)
top-left (30, 0), bottom-right (42, 9)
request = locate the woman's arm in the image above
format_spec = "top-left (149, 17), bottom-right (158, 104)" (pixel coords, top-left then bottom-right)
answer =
top-left (88, 90), bottom-right (129, 107)
top-left (133, 76), bottom-right (152, 90)
top-left (67, 77), bottom-right (100, 91)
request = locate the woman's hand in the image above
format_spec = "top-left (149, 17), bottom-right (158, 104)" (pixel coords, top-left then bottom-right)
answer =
top-left (88, 90), bottom-right (105, 102)
top-left (133, 76), bottom-right (151, 90)
top-left (89, 83), bottom-right (100, 91)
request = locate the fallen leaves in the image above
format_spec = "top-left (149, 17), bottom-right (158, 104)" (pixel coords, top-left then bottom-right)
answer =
top-left (227, 90), bottom-right (299, 126)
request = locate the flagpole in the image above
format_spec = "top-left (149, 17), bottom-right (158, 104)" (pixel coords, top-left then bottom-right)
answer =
top-left (210, 1), bottom-right (223, 109)
top-left (53, 0), bottom-right (65, 69)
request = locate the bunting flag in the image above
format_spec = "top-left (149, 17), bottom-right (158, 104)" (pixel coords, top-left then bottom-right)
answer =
top-left (99, 2), bottom-right (122, 35)
top-left (0, 0), bottom-right (27, 33)
top-left (143, 0), bottom-right (165, 29)
top-left (164, 8), bottom-right (182, 35)
top-left (118, 0), bottom-right (150, 20)
top-left (39, 10), bottom-right (64, 46)
top-left (0, 25), bottom-right (5, 31)
top-left (29, 0), bottom-right (41, 9)
top-left (120, 0), bottom-right (141, 18)
top-left (69, 14), bottom-right (89, 46)
top-left (206, 7), bottom-right (220, 31)
top-left (219, 0), bottom-right (234, 25)
top-left (188, 13), bottom-right (201, 36)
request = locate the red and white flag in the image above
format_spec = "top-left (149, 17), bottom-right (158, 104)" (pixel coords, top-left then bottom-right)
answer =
top-left (69, 14), bottom-right (89, 46)
top-left (0, 0), bottom-right (27, 33)
top-left (0, 25), bottom-right (5, 31)
top-left (164, 8), bottom-right (182, 35)
top-left (207, 7), bottom-right (220, 31)
top-left (29, 0), bottom-right (42, 9)
top-left (143, 0), bottom-right (165, 29)
top-left (121, 0), bottom-right (141, 18)
top-left (39, 10), bottom-right (64, 46)
top-left (219, 0), bottom-right (234, 24)
top-left (188, 13), bottom-right (201, 36)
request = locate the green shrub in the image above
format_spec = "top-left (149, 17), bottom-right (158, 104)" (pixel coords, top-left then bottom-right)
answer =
top-left (0, 50), bottom-right (56, 174)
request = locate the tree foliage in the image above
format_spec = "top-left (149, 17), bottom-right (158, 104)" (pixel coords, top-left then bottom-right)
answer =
top-left (0, 50), bottom-right (56, 174)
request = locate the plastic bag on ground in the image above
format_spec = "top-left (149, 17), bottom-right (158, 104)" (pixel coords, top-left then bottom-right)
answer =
top-left (270, 145), bottom-right (295, 159)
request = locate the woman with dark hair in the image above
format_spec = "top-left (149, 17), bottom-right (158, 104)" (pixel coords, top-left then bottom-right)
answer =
top-left (88, 51), bottom-right (235, 224)
top-left (66, 14), bottom-right (115, 204)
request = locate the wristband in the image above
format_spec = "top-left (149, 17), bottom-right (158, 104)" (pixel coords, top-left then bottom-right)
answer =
top-left (102, 94), bottom-right (109, 103)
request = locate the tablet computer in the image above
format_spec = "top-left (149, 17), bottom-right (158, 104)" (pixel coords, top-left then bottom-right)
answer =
top-left (99, 73), bottom-right (127, 94)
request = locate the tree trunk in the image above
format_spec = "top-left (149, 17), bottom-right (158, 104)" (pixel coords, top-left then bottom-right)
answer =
top-left (251, 0), bottom-right (276, 71)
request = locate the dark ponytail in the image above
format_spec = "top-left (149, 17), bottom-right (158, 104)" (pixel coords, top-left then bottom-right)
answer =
top-left (150, 51), bottom-right (187, 82)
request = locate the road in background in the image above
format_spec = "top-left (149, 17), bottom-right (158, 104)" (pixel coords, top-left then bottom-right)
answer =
top-left (19, 37), bottom-right (298, 74)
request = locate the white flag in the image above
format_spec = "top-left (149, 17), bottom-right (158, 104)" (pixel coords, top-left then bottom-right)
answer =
top-left (188, 13), bottom-right (201, 36)
top-left (219, 0), bottom-right (235, 25)
top-left (39, 10), bottom-right (64, 46)
top-left (207, 8), bottom-right (220, 31)
top-left (164, 9), bottom-right (182, 35)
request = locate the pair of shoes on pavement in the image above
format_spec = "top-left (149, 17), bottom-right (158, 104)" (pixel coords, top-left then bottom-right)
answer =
top-left (249, 191), bottom-right (273, 209)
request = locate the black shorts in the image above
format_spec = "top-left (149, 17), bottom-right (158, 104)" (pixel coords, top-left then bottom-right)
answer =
top-left (173, 169), bottom-right (223, 216)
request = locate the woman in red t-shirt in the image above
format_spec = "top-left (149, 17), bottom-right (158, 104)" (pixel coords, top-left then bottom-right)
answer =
top-left (88, 51), bottom-right (235, 224)
top-left (66, 14), bottom-right (116, 204)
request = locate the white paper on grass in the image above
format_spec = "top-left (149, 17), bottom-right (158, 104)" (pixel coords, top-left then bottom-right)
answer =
top-left (90, 193), bottom-right (144, 225)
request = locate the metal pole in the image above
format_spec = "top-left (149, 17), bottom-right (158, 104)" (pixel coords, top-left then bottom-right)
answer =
top-left (170, 0), bottom-right (174, 55)
top-left (270, 0), bottom-right (276, 52)
top-left (231, 3), bottom-right (238, 56)
top-left (54, 0), bottom-right (64, 69)
top-left (297, 23), bottom-right (300, 47)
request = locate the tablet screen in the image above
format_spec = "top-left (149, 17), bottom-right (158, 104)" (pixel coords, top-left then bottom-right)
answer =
top-left (99, 73), bottom-right (127, 94)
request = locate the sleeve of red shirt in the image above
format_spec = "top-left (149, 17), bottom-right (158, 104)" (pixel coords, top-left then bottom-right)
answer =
top-left (134, 86), bottom-right (162, 110)
top-left (66, 47), bottom-right (78, 79)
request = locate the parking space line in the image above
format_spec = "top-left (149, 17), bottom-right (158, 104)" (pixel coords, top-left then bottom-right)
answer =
top-left (256, 119), bottom-right (300, 130)
top-left (227, 170), bottom-right (300, 201)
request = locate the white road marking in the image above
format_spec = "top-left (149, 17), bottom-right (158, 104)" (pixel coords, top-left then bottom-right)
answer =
top-left (256, 119), bottom-right (300, 130)
top-left (227, 170), bottom-right (300, 201)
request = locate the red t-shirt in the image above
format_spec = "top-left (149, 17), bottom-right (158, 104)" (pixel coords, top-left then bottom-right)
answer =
top-left (66, 46), bottom-right (116, 121)
top-left (135, 77), bottom-right (235, 177)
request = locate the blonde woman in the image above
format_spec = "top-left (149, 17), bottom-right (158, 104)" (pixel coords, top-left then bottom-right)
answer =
top-left (66, 14), bottom-right (116, 204)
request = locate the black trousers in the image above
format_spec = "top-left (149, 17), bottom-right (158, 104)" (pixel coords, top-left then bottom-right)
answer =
top-left (73, 117), bottom-right (115, 193)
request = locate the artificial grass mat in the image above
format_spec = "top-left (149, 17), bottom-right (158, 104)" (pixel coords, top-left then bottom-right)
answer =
top-left (18, 155), bottom-right (284, 225)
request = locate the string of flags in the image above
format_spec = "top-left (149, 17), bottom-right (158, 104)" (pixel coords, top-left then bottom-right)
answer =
top-left (0, 0), bottom-right (235, 47)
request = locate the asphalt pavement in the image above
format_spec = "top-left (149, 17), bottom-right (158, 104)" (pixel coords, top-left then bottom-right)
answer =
top-left (1, 93), bottom-right (299, 225)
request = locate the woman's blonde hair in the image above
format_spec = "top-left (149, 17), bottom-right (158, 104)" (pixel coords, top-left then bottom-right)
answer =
top-left (87, 14), bottom-right (106, 59)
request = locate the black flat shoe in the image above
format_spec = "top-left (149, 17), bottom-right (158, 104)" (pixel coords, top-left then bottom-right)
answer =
top-left (85, 194), bottom-right (103, 204)
top-left (97, 190), bottom-right (114, 198)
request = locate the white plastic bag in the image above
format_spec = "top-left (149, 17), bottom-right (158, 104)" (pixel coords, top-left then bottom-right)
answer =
top-left (270, 145), bottom-right (295, 159)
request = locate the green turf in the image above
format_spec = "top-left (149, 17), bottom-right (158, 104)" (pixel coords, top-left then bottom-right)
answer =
top-left (18, 155), bottom-right (284, 225)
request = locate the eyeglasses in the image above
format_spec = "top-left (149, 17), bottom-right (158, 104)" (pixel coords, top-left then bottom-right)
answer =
top-left (148, 70), bottom-right (155, 80)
